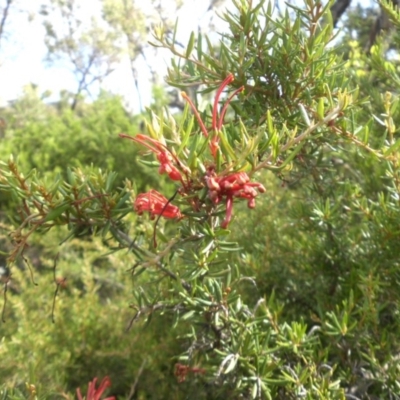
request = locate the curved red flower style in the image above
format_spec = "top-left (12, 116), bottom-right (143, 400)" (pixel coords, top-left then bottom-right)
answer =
top-left (181, 73), bottom-right (244, 158)
top-left (205, 170), bottom-right (266, 228)
top-left (76, 376), bottom-right (115, 400)
top-left (119, 133), bottom-right (184, 182)
top-left (135, 190), bottom-right (182, 220)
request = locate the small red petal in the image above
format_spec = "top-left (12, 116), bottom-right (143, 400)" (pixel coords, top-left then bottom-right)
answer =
top-left (76, 388), bottom-right (83, 400)
top-left (94, 376), bottom-right (112, 400)
top-left (221, 196), bottom-right (233, 229)
top-left (206, 176), bottom-right (220, 191)
top-left (162, 163), bottom-right (183, 181)
top-left (134, 190), bottom-right (181, 219)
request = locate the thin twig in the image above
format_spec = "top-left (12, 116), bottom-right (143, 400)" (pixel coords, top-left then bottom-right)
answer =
top-left (23, 256), bottom-right (38, 286)
top-left (255, 105), bottom-right (343, 171)
top-left (330, 125), bottom-right (386, 160)
top-left (112, 225), bottom-right (191, 292)
top-left (153, 189), bottom-right (179, 248)
top-left (127, 359), bottom-right (147, 400)
top-left (126, 307), bottom-right (141, 331)
top-left (0, 0), bottom-right (13, 50)
top-left (51, 253), bottom-right (65, 323)
top-left (126, 303), bottom-right (186, 331)
top-left (1, 278), bottom-right (9, 322)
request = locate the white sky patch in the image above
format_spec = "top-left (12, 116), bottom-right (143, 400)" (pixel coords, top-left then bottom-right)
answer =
top-left (0, 0), bottom-right (376, 112)
top-left (0, 0), bottom-right (236, 112)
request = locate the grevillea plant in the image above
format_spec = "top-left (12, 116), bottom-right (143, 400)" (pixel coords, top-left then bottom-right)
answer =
top-left (5, 0), bottom-right (398, 398)
top-left (120, 73), bottom-right (267, 230)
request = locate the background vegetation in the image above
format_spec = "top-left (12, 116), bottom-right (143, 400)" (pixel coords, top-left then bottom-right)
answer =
top-left (1, 0), bottom-right (400, 399)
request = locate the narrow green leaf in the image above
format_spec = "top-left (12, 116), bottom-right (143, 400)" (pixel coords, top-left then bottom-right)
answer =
top-left (44, 203), bottom-right (70, 222)
top-left (384, 139), bottom-right (400, 156)
top-left (299, 104), bottom-right (311, 126)
top-left (197, 31), bottom-right (203, 60)
top-left (186, 31), bottom-right (195, 58)
top-left (317, 97), bottom-right (325, 120)
top-left (219, 129), bottom-right (237, 161)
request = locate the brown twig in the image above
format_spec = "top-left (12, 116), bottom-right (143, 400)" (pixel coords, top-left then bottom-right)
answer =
top-left (1, 277), bottom-right (10, 323)
top-left (127, 359), bottom-right (147, 400)
top-left (51, 253), bottom-right (66, 323)
top-left (0, 0), bottom-right (13, 50)
top-left (23, 256), bottom-right (38, 286)
top-left (153, 189), bottom-right (179, 248)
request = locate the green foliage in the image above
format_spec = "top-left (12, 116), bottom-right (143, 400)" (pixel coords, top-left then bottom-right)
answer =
top-left (2, 0), bottom-right (400, 399)
top-left (0, 89), bottom-right (157, 196)
top-left (0, 228), bottom-right (189, 399)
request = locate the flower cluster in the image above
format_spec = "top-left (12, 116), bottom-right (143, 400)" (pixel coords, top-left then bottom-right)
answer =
top-left (76, 376), bottom-right (115, 400)
top-left (205, 170), bottom-right (266, 228)
top-left (174, 363), bottom-right (206, 383)
top-left (134, 190), bottom-right (182, 220)
top-left (119, 133), bottom-right (184, 182)
top-left (120, 74), bottom-right (265, 229)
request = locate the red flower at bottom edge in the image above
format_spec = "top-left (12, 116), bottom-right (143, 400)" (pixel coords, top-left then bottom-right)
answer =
top-left (76, 376), bottom-right (115, 400)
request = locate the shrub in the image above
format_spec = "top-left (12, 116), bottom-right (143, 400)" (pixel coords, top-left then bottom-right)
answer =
top-left (1, 0), bottom-right (400, 398)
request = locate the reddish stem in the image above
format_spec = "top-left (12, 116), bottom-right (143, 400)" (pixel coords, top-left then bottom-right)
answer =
top-left (212, 73), bottom-right (234, 131)
top-left (218, 86), bottom-right (244, 130)
top-left (181, 92), bottom-right (209, 137)
top-left (119, 133), bottom-right (161, 154)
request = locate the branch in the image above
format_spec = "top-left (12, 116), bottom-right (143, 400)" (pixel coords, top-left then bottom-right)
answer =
top-left (330, 0), bottom-right (351, 27)
top-left (368, 0), bottom-right (400, 51)
top-left (0, 0), bottom-right (13, 50)
top-left (127, 359), bottom-right (147, 400)
top-left (255, 104), bottom-right (343, 172)
top-left (111, 226), bottom-right (192, 292)
top-left (71, 52), bottom-right (96, 110)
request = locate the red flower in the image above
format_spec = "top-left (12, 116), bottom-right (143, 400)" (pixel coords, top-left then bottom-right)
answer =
top-left (119, 133), bottom-right (183, 182)
top-left (134, 190), bottom-right (182, 219)
top-left (174, 363), bottom-right (206, 383)
top-left (181, 74), bottom-right (244, 158)
top-left (76, 376), bottom-right (115, 400)
top-left (205, 171), bottom-right (265, 228)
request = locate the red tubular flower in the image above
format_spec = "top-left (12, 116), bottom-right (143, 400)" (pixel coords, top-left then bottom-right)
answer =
top-left (206, 170), bottom-right (266, 228)
top-left (222, 195), bottom-right (234, 229)
top-left (76, 376), bottom-right (115, 400)
top-left (180, 93), bottom-right (209, 138)
top-left (211, 74), bottom-right (244, 157)
top-left (212, 74), bottom-right (235, 131)
top-left (181, 74), bottom-right (244, 159)
top-left (119, 133), bottom-right (183, 182)
top-left (134, 190), bottom-right (182, 219)
top-left (174, 363), bottom-right (206, 383)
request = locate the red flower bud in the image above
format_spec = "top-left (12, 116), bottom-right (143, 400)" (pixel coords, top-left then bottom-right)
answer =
top-left (221, 195), bottom-right (233, 229)
top-left (120, 133), bottom-right (183, 182)
top-left (134, 190), bottom-right (182, 219)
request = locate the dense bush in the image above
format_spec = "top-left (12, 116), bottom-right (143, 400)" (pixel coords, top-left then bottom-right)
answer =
top-left (1, 0), bottom-right (400, 399)
top-left (0, 88), bottom-right (157, 193)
